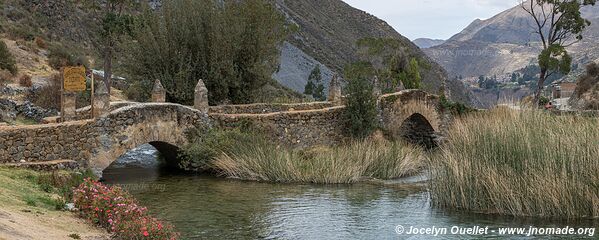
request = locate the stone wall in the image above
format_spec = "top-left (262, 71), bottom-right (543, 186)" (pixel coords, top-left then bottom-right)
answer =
top-left (0, 103), bottom-right (211, 175)
top-left (0, 120), bottom-right (94, 164)
top-left (209, 102), bottom-right (335, 115)
top-left (210, 106), bottom-right (346, 148)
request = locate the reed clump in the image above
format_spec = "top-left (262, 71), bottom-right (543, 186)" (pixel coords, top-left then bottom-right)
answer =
top-left (429, 107), bottom-right (599, 219)
top-left (210, 136), bottom-right (424, 184)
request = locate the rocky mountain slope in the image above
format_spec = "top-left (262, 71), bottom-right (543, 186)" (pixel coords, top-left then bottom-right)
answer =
top-left (425, 2), bottom-right (599, 79)
top-left (0, 0), bottom-right (472, 105)
top-left (272, 0), bottom-right (471, 103)
top-left (413, 38), bottom-right (445, 49)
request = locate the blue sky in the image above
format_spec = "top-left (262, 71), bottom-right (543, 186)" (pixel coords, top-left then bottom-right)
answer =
top-left (342, 0), bottom-right (521, 40)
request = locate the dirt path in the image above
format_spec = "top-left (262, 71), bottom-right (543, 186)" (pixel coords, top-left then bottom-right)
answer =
top-left (0, 206), bottom-right (109, 240)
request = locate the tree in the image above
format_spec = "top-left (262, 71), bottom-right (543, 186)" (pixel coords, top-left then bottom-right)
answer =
top-left (304, 66), bottom-right (325, 101)
top-left (123, 0), bottom-right (288, 104)
top-left (83, 0), bottom-right (135, 94)
top-left (403, 58), bottom-right (422, 89)
top-left (343, 62), bottom-right (378, 139)
top-left (355, 38), bottom-right (424, 93)
top-left (521, 0), bottom-right (596, 105)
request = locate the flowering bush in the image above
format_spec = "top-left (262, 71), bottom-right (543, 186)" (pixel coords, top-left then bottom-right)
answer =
top-left (73, 179), bottom-right (178, 240)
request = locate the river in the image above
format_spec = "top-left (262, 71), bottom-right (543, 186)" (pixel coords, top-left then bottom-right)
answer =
top-left (102, 145), bottom-right (597, 240)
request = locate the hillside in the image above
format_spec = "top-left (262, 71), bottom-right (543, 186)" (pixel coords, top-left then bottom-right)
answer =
top-left (425, 2), bottom-right (599, 79)
top-left (272, 0), bottom-right (471, 103)
top-left (413, 38), bottom-right (445, 49)
top-left (0, 0), bottom-right (472, 107)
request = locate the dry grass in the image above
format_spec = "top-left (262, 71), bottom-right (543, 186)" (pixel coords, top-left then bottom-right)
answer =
top-left (18, 74), bottom-right (32, 87)
top-left (429, 107), bottom-right (599, 219)
top-left (211, 138), bottom-right (425, 184)
top-left (28, 74), bottom-right (61, 110)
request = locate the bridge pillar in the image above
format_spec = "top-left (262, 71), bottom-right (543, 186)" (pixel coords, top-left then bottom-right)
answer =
top-left (93, 81), bottom-right (110, 118)
top-left (194, 79), bottom-right (209, 113)
top-left (328, 74), bottom-right (342, 103)
top-left (152, 79), bottom-right (166, 102)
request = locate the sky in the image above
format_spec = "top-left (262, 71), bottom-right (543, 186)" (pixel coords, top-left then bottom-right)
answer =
top-left (341, 0), bottom-right (521, 40)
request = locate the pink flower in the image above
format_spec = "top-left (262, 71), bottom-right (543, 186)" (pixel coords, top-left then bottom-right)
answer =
top-left (143, 231), bottom-right (149, 237)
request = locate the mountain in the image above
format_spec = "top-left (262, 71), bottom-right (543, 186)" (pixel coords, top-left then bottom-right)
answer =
top-left (425, 2), bottom-right (599, 79)
top-left (272, 0), bottom-right (471, 103)
top-left (413, 38), bottom-right (445, 49)
top-left (0, 0), bottom-right (472, 104)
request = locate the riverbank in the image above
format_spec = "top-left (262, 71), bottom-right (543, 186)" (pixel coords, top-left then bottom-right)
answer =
top-left (0, 167), bottom-right (109, 240)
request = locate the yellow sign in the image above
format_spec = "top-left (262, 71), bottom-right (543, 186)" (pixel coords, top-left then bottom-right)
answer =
top-left (63, 66), bottom-right (87, 92)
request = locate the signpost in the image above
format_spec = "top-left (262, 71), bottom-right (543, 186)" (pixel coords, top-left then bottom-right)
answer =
top-left (61, 66), bottom-right (88, 122)
top-left (63, 66), bottom-right (87, 92)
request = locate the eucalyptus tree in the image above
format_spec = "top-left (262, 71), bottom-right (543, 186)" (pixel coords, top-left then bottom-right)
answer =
top-left (521, 0), bottom-right (596, 105)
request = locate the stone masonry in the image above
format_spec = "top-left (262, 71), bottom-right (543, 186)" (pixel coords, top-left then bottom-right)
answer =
top-left (0, 74), bottom-right (447, 174)
top-left (0, 103), bottom-right (211, 175)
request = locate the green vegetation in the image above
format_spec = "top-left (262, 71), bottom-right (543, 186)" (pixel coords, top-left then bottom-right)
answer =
top-left (0, 39), bottom-right (17, 75)
top-left (47, 43), bottom-right (89, 70)
top-left (180, 128), bottom-right (256, 172)
top-left (343, 63), bottom-right (378, 138)
top-left (123, 0), bottom-right (290, 105)
top-left (85, 0), bottom-right (135, 93)
top-left (429, 108), bottom-right (599, 219)
top-left (439, 94), bottom-right (474, 115)
top-left (304, 66), bottom-right (326, 101)
top-left (522, 0), bottom-right (596, 104)
top-left (352, 37), bottom-right (422, 92)
top-left (0, 167), bottom-right (95, 211)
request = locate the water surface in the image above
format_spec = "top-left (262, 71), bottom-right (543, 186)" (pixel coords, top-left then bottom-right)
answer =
top-left (102, 146), bottom-right (597, 239)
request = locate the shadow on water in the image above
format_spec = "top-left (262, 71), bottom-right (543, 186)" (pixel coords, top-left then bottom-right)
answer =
top-left (102, 145), bottom-right (598, 240)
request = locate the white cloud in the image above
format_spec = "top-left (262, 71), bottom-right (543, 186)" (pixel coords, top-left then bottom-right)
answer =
top-left (341, 0), bottom-right (520, 40)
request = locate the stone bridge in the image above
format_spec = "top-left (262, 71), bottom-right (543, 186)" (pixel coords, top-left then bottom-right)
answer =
top-left (0, 78), bottom-right (449, 175)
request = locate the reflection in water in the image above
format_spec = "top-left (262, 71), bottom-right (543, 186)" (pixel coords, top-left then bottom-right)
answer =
top-left (102, 148), bottom-right (598, 240)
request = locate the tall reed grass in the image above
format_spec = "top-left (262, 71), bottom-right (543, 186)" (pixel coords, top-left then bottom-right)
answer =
top-left (429, 107), bottom-right (599, 219)
top-left (210, 137), bottom-right (424, 184)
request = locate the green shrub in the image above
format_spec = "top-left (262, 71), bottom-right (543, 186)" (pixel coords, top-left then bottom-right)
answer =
top-left (180, 128), bottom-right (256, 171)
top-left (47, 44), bottom-right (88, 70)
top-left (0, 40), bottom-right (17, 75)
top-left (439, 93), bottom-right (474, 115)
top-left (37, 169), bottom-right (97, 204)
top-left (7, 23), bottom-right (36, 41)
top-left (429, 108), bottom-right (599, 219)
top-left (343, 63), bottom-right (378, 138)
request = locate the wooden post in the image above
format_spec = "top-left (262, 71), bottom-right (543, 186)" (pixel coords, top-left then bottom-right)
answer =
top-left (91, 72), bottom-right (95, 118)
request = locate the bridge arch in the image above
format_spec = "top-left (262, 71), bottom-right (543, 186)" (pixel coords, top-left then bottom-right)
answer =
top-left (89, 103), bottom-right (210, 176)
top-left (379, 90), bottom-right (442, 148)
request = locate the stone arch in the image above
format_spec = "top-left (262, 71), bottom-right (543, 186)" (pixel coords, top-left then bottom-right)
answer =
top-left (89, 103), bottom-right (210, 176)
top-left (398, 113), bottom-right (437, 149)
top-left (379, 90), bottom-right (442, 147)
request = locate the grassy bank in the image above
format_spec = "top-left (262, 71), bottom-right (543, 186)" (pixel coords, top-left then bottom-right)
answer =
top-left (182, 129), bottom-right (425, 184)
top-left (429, 108), bottom-right (599, 219)
top-left (0, 167), bottom-right (108, 239)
